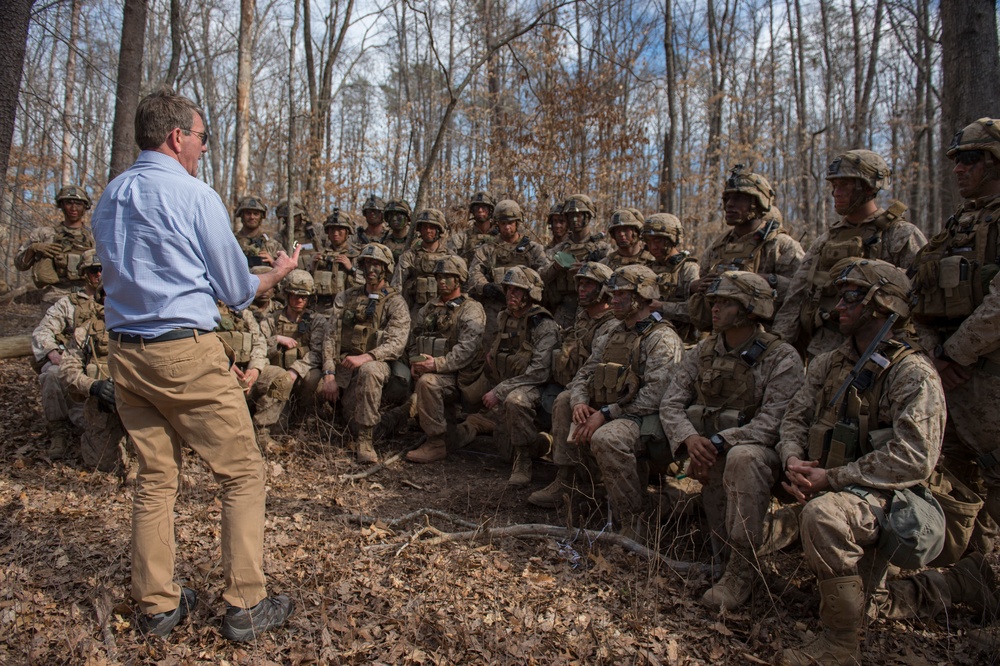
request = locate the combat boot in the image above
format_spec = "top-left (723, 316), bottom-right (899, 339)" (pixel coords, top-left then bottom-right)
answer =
top-left (528, 466), bottom-right (576, 508)
top-left (508, 447), bottom-right (532, 486)
top-left (46, 421), bottom-right (71, 459)
top-left (354, 427), bottom-right (378, 464)
top-left (450, 422), bottom-right (478, 450)
top-left (701, 548), bottom-right (756, 611)
top-left (782, 575), bottom-right (863, 666)
top-left (944, 552), bottom-right (1000, 615)
top-left (406, 436), bottom-right (447, 464)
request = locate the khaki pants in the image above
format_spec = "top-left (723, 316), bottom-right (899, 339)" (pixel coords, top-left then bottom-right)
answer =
top-left (109, 333), bottom-right (267, 614)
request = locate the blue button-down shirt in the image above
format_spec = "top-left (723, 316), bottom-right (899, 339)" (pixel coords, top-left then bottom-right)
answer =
top-left (92, 151), bottom-right (260, 337)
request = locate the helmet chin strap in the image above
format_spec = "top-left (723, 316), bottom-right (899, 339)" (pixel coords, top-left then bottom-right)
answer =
top-left (840, 181), bottom-right (877, 217)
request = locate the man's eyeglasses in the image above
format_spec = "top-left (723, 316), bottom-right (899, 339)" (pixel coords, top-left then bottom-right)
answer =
top-left (183, 128), bottom-right (209, 145)
top-left (954, 150), bottom-right (985, 166)
top-left (838, 289), bottom-right (865, 305)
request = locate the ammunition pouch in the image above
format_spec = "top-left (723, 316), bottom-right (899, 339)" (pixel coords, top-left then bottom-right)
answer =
top-left (551, 346), bottom-right (578, 387)
top-left (685, 404), bottom-right (744, 438)
top-left (415, 276), bottom-right (438, 304)
top-left (415, 335), bottom-right (449, 358)
top-left (31, 258), bottom-right (62, 287)
top-left (494, 351), bottom-right (529, 380)
top-left (926, 467), bottom-right (984, 568)
top-left (347, 324), bottom-right (382, 355)
top-left (216, 330), bottom-right (253, 365)
top-left (913, 256), bottom-right (980, 320)
top-left (590, 362), bottom-right (632, 406)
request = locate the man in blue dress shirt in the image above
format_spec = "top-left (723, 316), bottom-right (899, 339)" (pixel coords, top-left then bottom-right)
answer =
top-left (92, 87), bottom-right (299, 641)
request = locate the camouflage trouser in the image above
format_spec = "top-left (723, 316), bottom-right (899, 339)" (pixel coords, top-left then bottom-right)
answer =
top-left (414, 372), bottom-right (458, 438)
top-left (550, 299), bottom-right (577, 331)
top-left (493, 385), bottom-right (542, 462)
top-left (481, 299), bottom-right (505, 356)
top-left (38, 361), bottom-right (84, 426)
top-left (80, 398), bottom-right (128, 473)
top-left (943, 367), bottom-right (1000, 525)
top-left (801, 489), bottom-right (952, 620)
top-left (338, 360), bottom-right (390, 428)
top-left (550, 390), bottom-right (585, 467)
top-left (590, 418), bottom-right (645, 517)
top-left (249, 365), bottom-right (295, 427)
top-left (702, 445), bottom-right (780, 551)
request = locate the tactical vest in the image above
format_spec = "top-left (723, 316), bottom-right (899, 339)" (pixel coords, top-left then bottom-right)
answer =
top-left (806, 339), bottom-right (917, 469)
top-left (356, 226), bottom-right (387, 247)
top-left (686, 330), bottom-right (782, 437)
top-left (460, 230), bottom-right (496, 264)
top-left (911, 196), bottom-right (1000, 326)
top-left (588, 314), bottom-right (669, 407)
top-left (237, 233), bottom-right (269, 268)
top-left (339, 286), bottom-right (399, 356)
top-left (652, 252), bottom-right (695, 300)
top-left (313, 242), bottom-right (358, 297)
top-left (214, 303), bottom-right (254, 365)
top-left (707, 217), bottom-right (787, 276)
top-left (405, 247), bottom-right (451, 305)
top-left (801, 202), bottom-right (908, 334)
top-left (83, 318), bottom-right (111, 381)
top-left (31, 226), bottom-right (94, 288)
top-left (604, 248), bottom-right (655, 270)
top-left (488, 304), bottom-right (551, 383)
top-left (552, 309), bottom-right (615, 387)
top-left (490, 237), bottom-right (535, 283)
top-left (383, 234), bottom-right (412, 263)
top-left (271, 310), bottom-right (314, 369)
top-left (54, 293), bottom-right (102, 347)
top-left (414, 296), bottom-right (485, 381)
top-left (549, 236), bottom-right (607, 296)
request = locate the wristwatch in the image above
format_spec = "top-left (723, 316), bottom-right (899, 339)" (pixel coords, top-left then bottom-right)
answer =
top-left (599, 405), bottom-right (613, 421)
top-left (710, 434), bottom-right (727, 455)
top-left (322, 370), bottom-right (336, 378)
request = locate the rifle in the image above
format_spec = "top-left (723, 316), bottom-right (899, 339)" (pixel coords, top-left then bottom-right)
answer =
top-left (828, 312), bottom-right (899, 409)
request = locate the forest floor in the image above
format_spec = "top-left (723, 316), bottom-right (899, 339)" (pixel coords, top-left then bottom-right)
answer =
top-left (0, 300), bottom-right (995, 665)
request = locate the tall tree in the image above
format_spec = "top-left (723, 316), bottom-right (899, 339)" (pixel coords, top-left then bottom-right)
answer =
top-left (108, 0), bottom-right (149, 181)
top-left (0, 0), bottom-right (36, 182)
top-left (233, 0), bottom-right (256, 205)
top-left (939, 0), bottom-right (1000, 216)
top-left (61, 0), bottom-right (83, 185)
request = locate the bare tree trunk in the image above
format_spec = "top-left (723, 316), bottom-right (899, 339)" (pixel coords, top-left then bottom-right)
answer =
top-left (0, 0), bottom-right (37, 181)
top-left (165, 0), bottom-right (182, 87)
top-left (850, 0), bottom-right (883, 146)
top-left (286, 0), bottom-right (300, 251)
top-left (232, 0), bottom-right (255, 207)
top-left (109, 0), bottom-right (149, 181)
top-left (940, 0), bottom-right (1000, 216)
top-left (659, 0), bottom-right (677, 213)
top-left (61, 0), bottom-right (82, 185)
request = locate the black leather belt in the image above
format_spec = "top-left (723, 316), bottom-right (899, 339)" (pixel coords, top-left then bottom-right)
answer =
top-left (111, 329), bottom-right (209, 344)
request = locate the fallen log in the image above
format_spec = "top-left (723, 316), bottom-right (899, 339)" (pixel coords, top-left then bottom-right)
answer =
top-left (0, 335), bottom-right (32, 359)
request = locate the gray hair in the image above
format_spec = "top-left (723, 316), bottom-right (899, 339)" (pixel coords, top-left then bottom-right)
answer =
top-left (134, 86), bottom-right (205, 150)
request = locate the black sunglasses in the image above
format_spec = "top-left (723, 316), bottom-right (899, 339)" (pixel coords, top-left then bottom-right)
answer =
top-left (183, 128), bottom-right (209, 145)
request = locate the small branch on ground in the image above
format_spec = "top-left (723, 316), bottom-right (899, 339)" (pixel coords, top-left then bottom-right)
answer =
top-left (339, 436), bottom-right (425, 481)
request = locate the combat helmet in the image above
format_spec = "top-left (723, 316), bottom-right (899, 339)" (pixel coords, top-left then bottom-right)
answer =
top-left (493, 200), bottom-right (523, 224)
top-left (947, 118), bottom-right (1000, 163)
top-left (547, 201), bottom-right (565, 226)
top-left (606, 265), bottom-right (659, 300)
top-left (324, 209), bottom-right (353, 230)
top-left (385, 198), bottom-right (412, 219)
top-left (76, 249), bottom-right (102, 278)
top-left (55, 185), bottom-right (91, 209)
top-left (235, 196), bottom-right (267, 217)
top-left (575, 261), bottom-right (613, 286)
top-left (643, 213), bottom-right (683, 245)
top-left (832, 257), bottom-right (913, 320)
top-left (562, 194), bottom-right (596, 217)
top-left (357, 242), bottom-right (395, 274)
top-left (826, 150), bottom-right (892, 192)
top-left (500, 266), bottom-right (544, 302)
top-left (276, 197), bottom-right (309, 221)
top-left (362, 195), bottom-right (386, 214)
top-left (283, 269), bottom-right (315, 296)
top-left (433, 255), bottom-right (469, 282)
top-left (723, 164), bottom-right (774, 212)
top-left (607, 208), bottom-right (644, 233)
top-left (469, 191), bottom-right (497, 213)
top-left (706, 271), bottom-right (777, 320)
top-left (414, 208), bottom-right (448, 234)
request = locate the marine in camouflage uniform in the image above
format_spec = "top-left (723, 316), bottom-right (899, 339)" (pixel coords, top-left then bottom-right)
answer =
top-left (405, 256), bottom-right (486, 464)
top-left (775, 259), bottom-right (980, 666)
top-left (540, 194), bottom-right (612, 328)
top-left (599, 208), bottom-right (655, 270)
top-left (391, 208), bottom-right (454, 323)
top-left (527, 262), bottom-right (619, 508)
top-left (59, 307), bottom-right (130, 473)
top-left (31, 249), bottom-right (104, 458)
top-left (15, 185), bottom-right (95, 303)
top-left (544, 202), bottom-right (568, 257)
top-left (310, 209), bottom-right (359, 308)
top-left (381, 199), bottom-right (416, 263)
top-left (468, 200), bottom-right (549, 349)
top-left (773, 150), bottom-right (926, 358)
top-left (355, 195), bottom-right (387, 246)
top-left (254, 270), bottom-right (325, 440)
top-left (320, 243), bottom-right (410, 463)
top-left (456, 266), bottom-right (560, 485)
top-left (276, 197), bottom-right (320, 264)
top-left (567, 265), bottom-right (684, 540)
top-left (234, 196), bottom-right (285, 268)
top-left (911, 118), bottom-right (1000, 552)
top-left (643, 213), bottom-right (700, 343)
top-left (247, 265), bottom-right (284, 323)
top-left (660, 271), bottom-right (804, 610)
top-left (689, 165), bottom-right (804, 332)
top-left (447, 190), bottom-right (498, 266)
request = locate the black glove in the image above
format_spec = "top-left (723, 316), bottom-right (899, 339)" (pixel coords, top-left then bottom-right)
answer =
top-left (482, 283), bottom-right (505, 301)
top-left (89, 379), bottom-right (116, 412)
